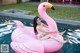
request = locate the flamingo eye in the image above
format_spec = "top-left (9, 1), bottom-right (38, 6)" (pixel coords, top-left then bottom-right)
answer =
top-left (43, 5), bottom-right (45, 7)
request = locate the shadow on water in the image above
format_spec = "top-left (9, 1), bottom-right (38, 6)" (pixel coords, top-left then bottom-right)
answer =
top-left (0, 21), bottom-right (80, 53)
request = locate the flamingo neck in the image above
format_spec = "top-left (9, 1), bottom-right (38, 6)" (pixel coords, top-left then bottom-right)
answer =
top-left (38, 9), bottom-right (58, 31)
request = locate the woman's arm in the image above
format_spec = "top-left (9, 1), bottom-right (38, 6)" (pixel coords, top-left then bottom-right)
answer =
top-left (41, 23), bottom-right (48, 28)
top-left (37, 26), bottom-right (58, 34)
top-left (41, 23), bottom-right (58, 33)
top-left (47, 30), bottom-right (58, 33)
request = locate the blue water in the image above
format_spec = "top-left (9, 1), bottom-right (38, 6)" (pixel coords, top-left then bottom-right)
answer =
top-left (0, 21), bottom-right (80, 53)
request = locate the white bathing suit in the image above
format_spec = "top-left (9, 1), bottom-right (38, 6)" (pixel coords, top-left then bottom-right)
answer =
top-left (37, 26), bottom-right (48, 37)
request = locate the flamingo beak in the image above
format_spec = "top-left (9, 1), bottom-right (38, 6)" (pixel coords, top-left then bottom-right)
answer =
top-left (51, 6), bottom-right (55, 10)
top-left (46, 3), bottom-right (55, 10)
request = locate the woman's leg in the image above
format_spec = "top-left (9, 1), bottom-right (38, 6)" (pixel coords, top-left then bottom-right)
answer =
top-left (50, 35), bottom-right (69, 43)
top-left (41, 34), bottom-right (67, 44)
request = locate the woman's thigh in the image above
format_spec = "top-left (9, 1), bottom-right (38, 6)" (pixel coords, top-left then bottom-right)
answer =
top-left (41, 34), bottom-right (52, 39)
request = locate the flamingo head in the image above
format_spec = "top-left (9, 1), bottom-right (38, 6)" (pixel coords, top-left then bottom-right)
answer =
top-left (12, 20), bottom-right (24, 28)
top-left (38, 2), bottom-right (55, 12)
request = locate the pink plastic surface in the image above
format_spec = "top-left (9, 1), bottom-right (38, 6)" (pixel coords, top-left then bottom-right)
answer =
top-left (11, 2), bottom-right (63, 53)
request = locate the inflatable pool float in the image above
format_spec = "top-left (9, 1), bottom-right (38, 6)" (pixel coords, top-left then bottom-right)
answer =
top-left (10, 2), bottom-right (64, 53)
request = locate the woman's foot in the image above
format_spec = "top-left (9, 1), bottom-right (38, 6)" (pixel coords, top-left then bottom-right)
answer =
top-left (59, 30), bottom-right (66, 36)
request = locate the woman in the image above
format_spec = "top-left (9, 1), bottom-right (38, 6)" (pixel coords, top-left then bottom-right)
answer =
top-left (33, 16), bottom-right (67, 44)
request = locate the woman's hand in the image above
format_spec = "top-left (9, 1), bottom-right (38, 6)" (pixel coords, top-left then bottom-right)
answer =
top-left (41, 23), bottom-right (48, 28)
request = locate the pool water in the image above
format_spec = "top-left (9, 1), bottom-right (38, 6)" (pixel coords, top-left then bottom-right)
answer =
top-left (0, 21), bottom-right (80, 53)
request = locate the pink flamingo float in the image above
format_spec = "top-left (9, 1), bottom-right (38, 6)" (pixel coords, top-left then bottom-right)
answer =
top-left (11, 2), bottom-right (64, 53)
